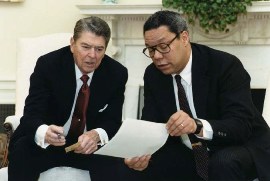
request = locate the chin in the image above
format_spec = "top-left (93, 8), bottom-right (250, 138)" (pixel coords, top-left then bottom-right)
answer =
top-left (159, 69), bottom-right (173, 75)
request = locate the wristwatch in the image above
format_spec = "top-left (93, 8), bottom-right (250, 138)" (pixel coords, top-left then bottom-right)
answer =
top-left (194, 119), bottom-right (203, 134)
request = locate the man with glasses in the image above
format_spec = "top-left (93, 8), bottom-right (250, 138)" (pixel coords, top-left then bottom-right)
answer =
top-left (124, 10), bottom-right (270, 181)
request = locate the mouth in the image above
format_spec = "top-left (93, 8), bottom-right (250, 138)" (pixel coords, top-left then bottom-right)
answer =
top-left (155, 63), bottom-right (173, 74)
top-left (157, 63), bottom-right (170, 70)
top-left (85, 61), bottom-right (95, 66)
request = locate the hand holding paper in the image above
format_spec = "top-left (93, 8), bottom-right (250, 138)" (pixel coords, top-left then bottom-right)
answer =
top-left (94, 118), bottom-right (169, 158)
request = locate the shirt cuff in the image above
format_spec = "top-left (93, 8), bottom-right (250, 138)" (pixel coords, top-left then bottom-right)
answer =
top-left (94, 128), bottom-right (109, 146)
top-left (196, 119), bottom-right (213, 140)
top-left (34, 124), bottom-right (50, 149)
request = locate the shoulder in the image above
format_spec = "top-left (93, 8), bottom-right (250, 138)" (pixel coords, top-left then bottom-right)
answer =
top-left (93, 55), bottom-right (128, 84)
top-left (100, 55), bottom-right (128, 75)
top-left (191, 43), bottom-right (250, 83)
top-left (34, 46), bottom-right (74, 74)
top-left (40, 46), bottom-right (71, 59)
top-left (191, 43), bottom-right (244, 71)
top-left (191, 43), bottom-right (239, 62)
top-left (36, 46), bottom-right (72, 65)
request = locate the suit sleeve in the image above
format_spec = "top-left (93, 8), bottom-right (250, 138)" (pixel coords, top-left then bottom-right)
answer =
top-left (18, 56), bottom-right (52, 137)
top-left (209, 55), bottom-right (255, 146)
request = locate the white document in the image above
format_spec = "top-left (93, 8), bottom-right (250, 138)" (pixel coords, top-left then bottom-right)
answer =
top-left (94, 118), bottom-right (169, 158)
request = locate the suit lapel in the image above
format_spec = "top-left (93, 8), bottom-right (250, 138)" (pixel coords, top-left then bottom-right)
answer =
top-left (191, 44), bottom-right (209, 118)
top-left (87, 58), bottom-right (110, 118)
top-left (57, 50), bottom-right (76, 123)
top-left (156, 72), bottom-right (177, 121)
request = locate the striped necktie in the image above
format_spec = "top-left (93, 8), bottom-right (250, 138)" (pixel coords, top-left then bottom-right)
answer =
top-left (175, 75), bottom-right (209, 181)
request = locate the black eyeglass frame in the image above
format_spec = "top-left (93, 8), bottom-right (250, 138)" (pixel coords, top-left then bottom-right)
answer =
top-left (142, 33), bottom-right (180, 58)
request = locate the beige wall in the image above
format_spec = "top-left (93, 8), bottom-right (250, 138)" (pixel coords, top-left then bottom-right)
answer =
top-left (0, 0), bottom-right (83, 80)
top-left (0, 0), bottom-right (162, 103)
top-left (0, 0), bottom-right (161, 81)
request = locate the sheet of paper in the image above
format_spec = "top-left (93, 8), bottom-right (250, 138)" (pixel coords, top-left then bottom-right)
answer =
top-left (94, 118), bottom-right (169, 158)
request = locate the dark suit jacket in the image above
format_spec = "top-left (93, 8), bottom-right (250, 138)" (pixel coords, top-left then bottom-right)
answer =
top-left (141, 43), bottom-right (270, 180)
top-left (10, 46), bottom-right (128, 149)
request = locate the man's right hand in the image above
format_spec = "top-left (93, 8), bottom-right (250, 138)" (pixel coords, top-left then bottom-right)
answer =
top-left (45, 125), bottom-right (66, 146)
top-left (124, 155), bottom-right (151, 171)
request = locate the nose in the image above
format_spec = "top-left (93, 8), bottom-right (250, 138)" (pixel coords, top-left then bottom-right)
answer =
top-left (87, 48), bottom-right (96, 58)
top-left (152, 49), bottom-right (163, 59)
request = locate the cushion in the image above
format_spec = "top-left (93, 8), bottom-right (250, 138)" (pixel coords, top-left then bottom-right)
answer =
top-left (0, 166), bottom-right (91, 181)
top-left (0, 167), bottom-right (8, 181)
top-left (39, 167), bottom-right (91, 181)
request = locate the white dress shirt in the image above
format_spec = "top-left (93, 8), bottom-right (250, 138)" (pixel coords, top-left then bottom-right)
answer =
top-left (35, 64), bottom-right (108, 148)
top-left (172, 51), bottom-right (213, 149)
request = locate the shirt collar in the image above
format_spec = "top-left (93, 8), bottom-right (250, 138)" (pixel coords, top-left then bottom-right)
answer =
top-left (172, 50), bottom-right (192, 85)
top-left (75, 64), bottom-right (94, 82)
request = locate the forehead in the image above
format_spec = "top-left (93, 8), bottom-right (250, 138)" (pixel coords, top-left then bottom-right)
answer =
top-left (144, 26), bottom-right (174, 46)
top-left (76, 31), bottom-right (106, 47)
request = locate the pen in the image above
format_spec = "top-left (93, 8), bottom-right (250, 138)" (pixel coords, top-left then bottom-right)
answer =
top-left (57, 133), bottom-right (65, 139)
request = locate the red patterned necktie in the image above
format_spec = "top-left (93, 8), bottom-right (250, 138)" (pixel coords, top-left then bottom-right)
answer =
top-left (67, 75), bottom-right (90, 143)
top-left (175, 75), bottom-right (209, 181)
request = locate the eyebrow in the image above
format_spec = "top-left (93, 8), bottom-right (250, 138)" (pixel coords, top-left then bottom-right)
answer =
top-left (80, 42), bottom-right (105, 49)
top-left (145, 39), bottom-right (170, 48)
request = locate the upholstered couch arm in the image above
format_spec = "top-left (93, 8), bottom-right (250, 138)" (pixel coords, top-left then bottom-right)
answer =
top-left (0, 116), bottom-right (20, 168)
top-left (4, 115), bottom-right (20, 134)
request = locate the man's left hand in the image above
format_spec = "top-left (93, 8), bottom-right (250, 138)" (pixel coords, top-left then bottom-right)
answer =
top-left (166, 110), bottom-right (197, 136)
top-left (74, 130), bottom-right (100, 154)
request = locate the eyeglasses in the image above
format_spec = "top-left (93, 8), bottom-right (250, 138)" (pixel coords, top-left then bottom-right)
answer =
top-left (142, 33), bottom-right (179, 58)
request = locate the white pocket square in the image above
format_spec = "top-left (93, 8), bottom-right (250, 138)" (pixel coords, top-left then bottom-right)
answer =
top-left (98, 104), bottom-right (108, 112)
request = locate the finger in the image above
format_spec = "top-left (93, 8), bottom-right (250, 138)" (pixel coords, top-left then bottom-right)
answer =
top-left (50, 125), bottom-right (64, 135)
top-left (124, 157), bottom-right (139, 167)
top-left (169, 126), bottom-right (184, 136)
top-left (167, 110), bottom-right (186, 131)
top-left (167, 113), bottom-right (179, 129)
top-left (48, 136), bottom-right (66, 146)
top-left (75, 141), bottom-right (97, 154)
top-left (133, 155), bottom-right (151, 171)
top-left (52, 141), bottom-right (66, 146)
top-left (125, 156), bottom-right (148, 169)
top-left (168, 119), bottom-right (185, 135)
top-left (75, 141), bottom-right (89, 153)
top-left (174, 120), bottom-right (195, 135)
top-left (46, 126), bottom-right (64, 142)
top-left (84, 144), bottom-right (98, 154)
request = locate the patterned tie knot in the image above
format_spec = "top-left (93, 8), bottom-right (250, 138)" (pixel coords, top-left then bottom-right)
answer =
top-left (175, 74), bottom-right (181, 84)
top-left (174, 74), bottom-right (192, 117)
top-left (81, 75), bottom-right (89, 91)
top-left (81, 75), bottom-right (89, 84)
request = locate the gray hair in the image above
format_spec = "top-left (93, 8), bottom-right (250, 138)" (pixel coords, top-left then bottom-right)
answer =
top-left (143, 10), bottom-right (188, 35)
top-left (73, 16), bottom-right (111, 48)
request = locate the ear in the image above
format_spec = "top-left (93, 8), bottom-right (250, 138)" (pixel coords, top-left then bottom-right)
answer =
top-left (70, 37), bottom-right (75, 53)
top-left (181, 31), bottom-right (190, 46)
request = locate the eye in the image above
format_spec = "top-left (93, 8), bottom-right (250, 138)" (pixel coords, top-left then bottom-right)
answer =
top-left (157, 43), bottom-right (168, 50)
top-left (147, 47), bottom-right (155, 53)
top-left (81, 45), bottom-right (90, 50)
top-left (95, 47), bottom-right (104, 52)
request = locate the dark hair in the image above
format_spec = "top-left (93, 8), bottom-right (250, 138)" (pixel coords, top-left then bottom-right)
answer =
top-left (73, 16), bottom-right (111, 48)
top-left (143, 10), bottom-right (188, 35)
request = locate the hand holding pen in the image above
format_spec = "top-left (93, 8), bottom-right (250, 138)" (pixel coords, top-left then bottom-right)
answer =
top-left (45, 125), bottom-right (66, 146)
